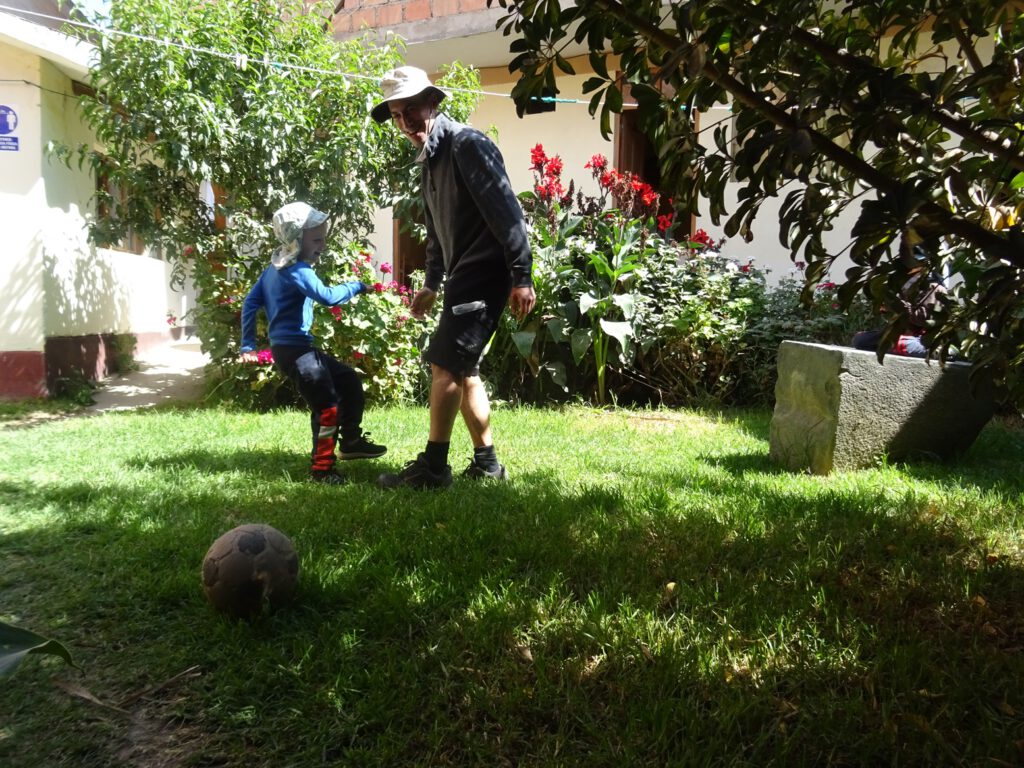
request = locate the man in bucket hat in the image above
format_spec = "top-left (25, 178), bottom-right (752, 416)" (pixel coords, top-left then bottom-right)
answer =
top-left (372, 66), bottom-right (535, 489)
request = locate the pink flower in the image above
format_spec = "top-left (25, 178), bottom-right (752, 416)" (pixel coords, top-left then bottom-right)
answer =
top-left (380, 262), bottom-right (392, 274)
top-left (794, 261), bottom-right (806, 270)
top-left (372, 282), bottom-right (384, 293)
top-left (256, 349), bottom-right (274, 364)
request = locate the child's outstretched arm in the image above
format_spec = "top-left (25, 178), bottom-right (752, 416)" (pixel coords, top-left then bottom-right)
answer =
top-left (293, 265), bottom-right (367, 306)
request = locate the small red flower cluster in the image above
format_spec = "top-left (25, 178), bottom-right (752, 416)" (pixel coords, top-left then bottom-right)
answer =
top-left (255, 349), bottom-right (274, 364)
top-left (530, 144), bottom-right (569, 203)
top-left (584, 154), bottom-right (661, 220)
top-left (690, 228), bottom-right (716, 249)
top-left (657, 214), bottom-right (675, 232)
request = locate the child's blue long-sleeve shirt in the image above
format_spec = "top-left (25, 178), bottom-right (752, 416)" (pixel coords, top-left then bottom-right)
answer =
top-left (240, 261), bottom-right (364, 351)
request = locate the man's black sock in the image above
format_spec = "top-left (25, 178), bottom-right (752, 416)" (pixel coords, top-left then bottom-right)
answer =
top-left (473, 444), bottom-right (500, 472)
top-left (424, 440), bottom-right (450, 472)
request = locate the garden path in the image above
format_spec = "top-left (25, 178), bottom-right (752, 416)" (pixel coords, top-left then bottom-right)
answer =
top-left (89, 337), bottom-right (209, 413)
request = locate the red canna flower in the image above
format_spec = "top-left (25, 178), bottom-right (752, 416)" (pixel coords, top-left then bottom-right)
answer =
top-left (657, 214), bottom-right (674, 232)
top-left (530, 144), bottom-right (547, 171)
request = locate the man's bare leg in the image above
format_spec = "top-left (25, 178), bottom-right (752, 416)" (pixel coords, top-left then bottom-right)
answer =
top-left (460, 375), bottom-right (492, 448)
top-left (429, 363), bottom-right (463, 442)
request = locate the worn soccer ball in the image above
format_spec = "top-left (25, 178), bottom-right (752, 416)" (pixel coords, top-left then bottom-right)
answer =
top-left (201, 524), bottom-right (299, 618)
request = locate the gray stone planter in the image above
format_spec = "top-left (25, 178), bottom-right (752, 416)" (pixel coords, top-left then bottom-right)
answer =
top-left (769, 341), bottom-right (995, 474)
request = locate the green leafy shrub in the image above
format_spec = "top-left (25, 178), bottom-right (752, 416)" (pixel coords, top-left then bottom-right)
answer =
top-left (486, 148), bottom-right (881, 407)
top-left (205, 246), bottom-right (437, 410)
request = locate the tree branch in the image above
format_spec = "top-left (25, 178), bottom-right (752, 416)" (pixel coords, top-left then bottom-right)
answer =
top-left (952, 19), bottom-right (985, 72)
top-left (579, 0), bottom-right (1019, 264)
top-left (715, 0), bottom-right (1024, 174)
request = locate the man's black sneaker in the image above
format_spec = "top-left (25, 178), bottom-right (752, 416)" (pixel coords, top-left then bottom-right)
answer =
top-left (339, 432), bottom-right (387, 460)
top-left (378, 454), bottom-right (453, 489)
top-left (310, 468), bottom-right (347, 485)
top-left (463, 460), bottom-right (509, 481)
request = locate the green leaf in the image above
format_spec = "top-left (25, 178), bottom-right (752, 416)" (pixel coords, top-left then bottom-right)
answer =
top-left (0, 621), bottom-right (76, 677)
top-left (579, 292), bottom-right (602, 315)
top-left (511, 330), bottom-right (537, 359)
top-left (570, 327), bottom-right (593, 364)
top-left (599, 319), bottom-right (633, 351)
top-left (612, 293), bottom-right (636, 319)
top-left (1011, 172), bottom-right (1024, 190)
top-left (543, 360), bottom-right (568, 390)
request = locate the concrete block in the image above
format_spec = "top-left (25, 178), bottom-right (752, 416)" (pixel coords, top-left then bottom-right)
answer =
top-left (769, 341), bottom-right (994, 474)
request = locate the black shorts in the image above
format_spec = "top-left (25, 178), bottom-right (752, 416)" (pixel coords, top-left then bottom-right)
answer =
top-left (424, 276), bottom-right (511, 377)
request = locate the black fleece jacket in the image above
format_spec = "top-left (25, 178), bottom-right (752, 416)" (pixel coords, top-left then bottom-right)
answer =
top-left (418, 114), bottom-right (533, 296)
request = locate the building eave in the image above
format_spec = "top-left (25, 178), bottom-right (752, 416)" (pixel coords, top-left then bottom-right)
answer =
top-left (0, 9), bottom-right (94, 80)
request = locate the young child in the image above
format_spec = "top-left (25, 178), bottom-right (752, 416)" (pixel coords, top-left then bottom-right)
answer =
top-left (240, 202), bottom-right (386, 485)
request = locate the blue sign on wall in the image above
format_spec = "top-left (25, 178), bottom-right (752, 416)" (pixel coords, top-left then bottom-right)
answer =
top-left (0, 105), bottom-right (18, 136)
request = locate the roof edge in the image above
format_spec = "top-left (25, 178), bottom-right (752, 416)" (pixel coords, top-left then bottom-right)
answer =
top-left (0, 10), bottom-right (94, 79)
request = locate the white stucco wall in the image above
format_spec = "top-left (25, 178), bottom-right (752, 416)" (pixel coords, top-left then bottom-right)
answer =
top-left (0, 44), bottom-right (45, 353)
top-left (33, 57), bottom-right (196, 341)
top-left (467, 73), bottom-right (608, 203)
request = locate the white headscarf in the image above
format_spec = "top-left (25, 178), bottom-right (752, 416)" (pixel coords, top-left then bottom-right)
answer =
top-left (271, 202), bottom-right (329, 269)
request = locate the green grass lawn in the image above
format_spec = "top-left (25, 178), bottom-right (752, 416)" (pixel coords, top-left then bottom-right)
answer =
top-left (2, 404), bottom-right (1023, 766)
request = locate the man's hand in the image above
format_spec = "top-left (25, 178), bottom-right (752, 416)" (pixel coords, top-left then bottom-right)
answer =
top-left (509, 286), bottom-right (536, 322)
top-left (239, 350), bottom-right (259, 364)
top-left (410, 288), bottom-right (437, 320)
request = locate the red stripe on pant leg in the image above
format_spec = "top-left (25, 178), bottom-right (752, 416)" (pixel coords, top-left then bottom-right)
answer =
top-left (312, 406), bottom-right (338, 471)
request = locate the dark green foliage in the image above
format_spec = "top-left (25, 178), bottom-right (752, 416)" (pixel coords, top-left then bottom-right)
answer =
top-left (488, 0), bottom-right (1024, 406)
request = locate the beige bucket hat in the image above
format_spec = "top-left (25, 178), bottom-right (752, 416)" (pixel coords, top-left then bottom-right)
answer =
top-left (371, 66), bottom-right (448, 124)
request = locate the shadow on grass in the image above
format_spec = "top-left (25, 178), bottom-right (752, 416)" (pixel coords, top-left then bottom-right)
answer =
top-left (3, 447), bottom-right (1024, 767)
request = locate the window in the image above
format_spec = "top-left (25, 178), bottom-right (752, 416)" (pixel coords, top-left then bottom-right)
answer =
top-left (94, 157), bottom-right (145, 255)
top-left (392, 219), bottom-right (426, 287)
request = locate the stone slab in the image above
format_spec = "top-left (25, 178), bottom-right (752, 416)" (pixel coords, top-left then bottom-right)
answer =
top-left (769, 340), bottom-right (994, 474)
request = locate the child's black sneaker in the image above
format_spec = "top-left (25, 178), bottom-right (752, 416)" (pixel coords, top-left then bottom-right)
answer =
top-left (339, 432), bottom-right (387, 460)
top-left (463, 460), bottom-right (509, 481)
top-left (378, 454), bottom-right (452, 489)
top-left (310, 468), bottom-right (347, 485)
